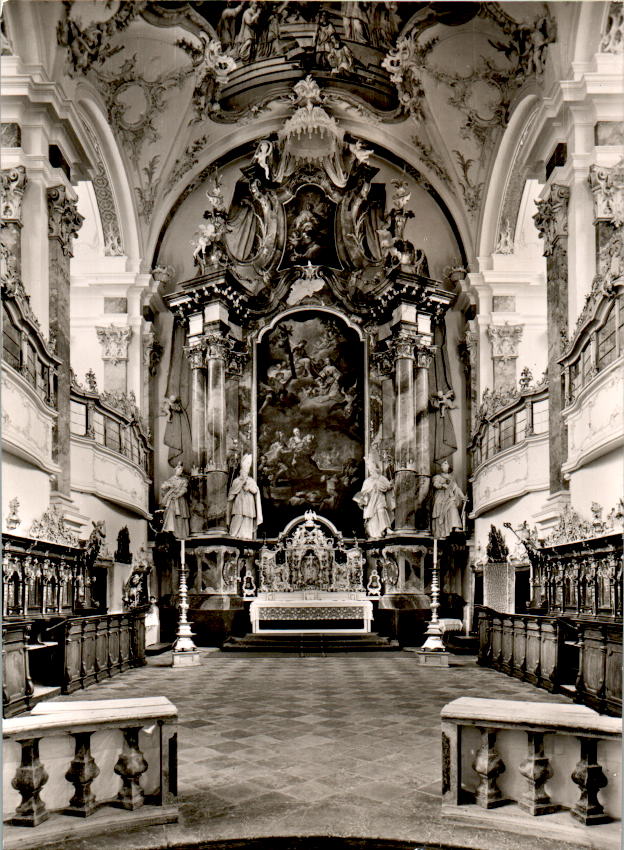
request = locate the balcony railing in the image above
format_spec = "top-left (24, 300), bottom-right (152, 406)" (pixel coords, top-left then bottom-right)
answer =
top-left (471, 381), bottom-right (549, 469)
top-left (2, 284), bottom-right (58, 407)
top-left (70, 380), bottom-right (150, 474)
top-left (3, 697), bottom-right (177, 840)
top-left (441, 697), bottom-right (621, 837)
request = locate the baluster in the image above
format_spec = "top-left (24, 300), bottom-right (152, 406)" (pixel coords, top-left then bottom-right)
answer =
top-left (65, 731), bottom-right (100, 817)
top-left (571, 737), bottom-right (609, 824)
top-left (518, 731), bottom-right (559, 815)
top-left (11, 737), bottom-right (49, 826)
top-left (472, 727), bottom-right (507, 808)
top-left (113, 726), bottom-right (148, 810)
top-left (106, 617), bottom-right (113, 677)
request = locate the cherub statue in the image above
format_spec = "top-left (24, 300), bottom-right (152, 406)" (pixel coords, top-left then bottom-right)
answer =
top-left (252, 140), bottom-right (273, 181)
top-left (390, 178), bottom-right (411, 210)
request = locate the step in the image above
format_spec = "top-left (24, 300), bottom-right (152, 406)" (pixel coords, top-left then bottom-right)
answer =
top-left (222, 633), bottom-right (401, 653)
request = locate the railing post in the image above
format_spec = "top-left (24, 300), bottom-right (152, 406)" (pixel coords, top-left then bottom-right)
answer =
top-left (518, 731), bottom-right (559, 815)
top-left (11, 738), bottom-right (49, 826)
top-left (65, 731), bottom-right (100, 817)
top-left (473, 727), bottom-right (507, 808)
top-left (571, 736), bottom-right (609, 824)
top-left (113, 726), bottom-right (148, 810)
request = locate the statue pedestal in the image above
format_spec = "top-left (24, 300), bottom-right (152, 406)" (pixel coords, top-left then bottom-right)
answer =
top-left (172, 648), bottom-right (201, 667)
top-left (414, 648), bottom-right (450, 667)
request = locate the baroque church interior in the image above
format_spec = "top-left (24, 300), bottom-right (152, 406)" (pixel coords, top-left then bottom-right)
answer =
top-left (1, 2), bottom-right (623, 849)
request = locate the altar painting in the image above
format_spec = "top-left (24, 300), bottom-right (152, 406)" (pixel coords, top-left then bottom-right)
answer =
top-left (257, 312), bottom-right (364, 535)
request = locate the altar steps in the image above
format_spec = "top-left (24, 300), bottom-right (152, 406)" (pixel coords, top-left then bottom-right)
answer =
top-left (221, 633), bottom-right (401, 654)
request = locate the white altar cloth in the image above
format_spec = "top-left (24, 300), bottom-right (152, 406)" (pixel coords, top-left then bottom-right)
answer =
top-left (249, 598), bottom-right (373, 634)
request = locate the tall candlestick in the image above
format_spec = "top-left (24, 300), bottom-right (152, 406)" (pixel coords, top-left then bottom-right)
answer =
top-left (422, 536), bottom-right (446, 652)
top-left (171, 538), bottom-right (200, 665)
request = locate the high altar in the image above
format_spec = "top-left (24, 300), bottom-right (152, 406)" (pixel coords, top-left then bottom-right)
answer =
top-left (157, 77), bottom-right (464, 639)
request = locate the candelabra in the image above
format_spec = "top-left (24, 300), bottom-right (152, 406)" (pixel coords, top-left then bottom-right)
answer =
top-left (418, 538), bottom-right (449, 665)
top-left (171, 539), bottom-right (200, 667)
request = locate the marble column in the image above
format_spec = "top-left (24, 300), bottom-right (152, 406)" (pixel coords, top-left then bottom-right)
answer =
top-left (487, 323), bottom-right (523, 392)
top-left (186, 342), bottom-right (206, 471)
top-left (414, 344), bottom-right (434, 523)
top-left (204, 330), bottom-right (230, 532)
top-left (534, 184), bottom-right (570, 495)
top-left (47, 185), bottom-right (84, 496)
top-left (95, 324), bottom-right (132, 392)
top-left (1, 166), bottom-right (27, 292)
top-left (392, 328), bottom-right (418, 531)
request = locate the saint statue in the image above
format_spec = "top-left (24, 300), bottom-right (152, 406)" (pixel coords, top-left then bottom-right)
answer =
top-left (431, 460), bottom-right (466, 539)
top-left (353, 456), bottom-right (395, 538)
top-left (160, 463), bottom-right (190, 539)
top-left (227, 453), bottom-right (263, 539)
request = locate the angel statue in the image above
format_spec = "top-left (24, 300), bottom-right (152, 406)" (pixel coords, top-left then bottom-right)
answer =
top-left (431, 460), bottom-right (466, 539)
top-left (353, 455), bottom-right (395, 538)
top-left (160, 463), bottom-right (190, 539)
top-left (227, 453), bottom-right (263, 540)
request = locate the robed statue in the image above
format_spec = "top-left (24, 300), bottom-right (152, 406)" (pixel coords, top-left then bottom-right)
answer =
top-left (161, 463), bottom-right (190, 539)
top-left (353, 456), bottom-right (395, 538)
top-left (431, 460), bottom-right (466, 539)
top-left (227, 453), bottom-right (263, 540)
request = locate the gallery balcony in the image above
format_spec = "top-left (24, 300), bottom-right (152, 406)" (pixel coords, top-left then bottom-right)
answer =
top-left (69, 381), bottom-right (151, 518)
top-left (560, 284), bottom-right (624, 474)
top-left (470, 382), bottom-right (550, 516)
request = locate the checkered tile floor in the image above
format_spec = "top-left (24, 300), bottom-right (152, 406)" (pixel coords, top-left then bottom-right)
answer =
top-left (49, 649), bottom-right (576, 848)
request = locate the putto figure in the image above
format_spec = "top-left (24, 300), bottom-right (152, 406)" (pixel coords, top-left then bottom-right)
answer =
top-left (227, 453), bottom-right (263, 539)
top-left (161, 463), bottom-right (190, 539)
top-left (353, 456), bottom-right (395, 538)
top-left (431, 460), bottom-right (466, 539)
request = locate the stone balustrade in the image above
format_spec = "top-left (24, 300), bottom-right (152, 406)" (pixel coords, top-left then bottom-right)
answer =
top-left (3, 697), bottom-right (177, 849)
top-left (441, 697), bottom-right (621, 847)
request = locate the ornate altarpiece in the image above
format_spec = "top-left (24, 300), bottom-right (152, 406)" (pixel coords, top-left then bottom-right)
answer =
top-left (162, 78), bottom-right (456, 608)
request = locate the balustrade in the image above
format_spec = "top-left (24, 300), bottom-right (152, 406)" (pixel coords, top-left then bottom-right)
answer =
top-left (3, 697), bottom-right (177, 843)
top-left (441, 697), bottom-right (620, 839)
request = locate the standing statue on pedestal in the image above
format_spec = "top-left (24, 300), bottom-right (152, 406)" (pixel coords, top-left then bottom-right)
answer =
top-left (431, 460), bottom-right (466, 539)
top-left (161, 463), bottom-right (190, 539)
top-left (227, 453), bottom-right (263, 539)
top-left (353, 456), bottom-right (395, 538)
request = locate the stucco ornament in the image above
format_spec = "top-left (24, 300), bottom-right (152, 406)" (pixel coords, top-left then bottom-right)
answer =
top-left (1, 166), bottom-right (26, 221)
top-left (589, 158), bottom-right (624, 227)
top-left (96, 325), bottom-right (133, 364)
top-left (487, 323), bottom-right (523, 361)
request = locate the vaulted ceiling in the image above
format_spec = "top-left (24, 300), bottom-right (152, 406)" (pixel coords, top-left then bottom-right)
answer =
top-left (4, 2), bottom-right (582, 267)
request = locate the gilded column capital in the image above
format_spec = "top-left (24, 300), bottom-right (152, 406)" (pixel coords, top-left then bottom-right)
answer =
top-left (589, 159), bottom-right (624, 227)
top-left (204, 332), bottom-right (231, 360)
top-left (414, 345), bottom-right (435, 369)
top-left (390, 329), bottom-right (420, 361)
top-left (184, 341), bottom-right (206, 369)
top-left (487, 323), bottom-right (523, 361)
top-left (95, 325), bottom-right (132, 364)
top-left (47, 185), bottom-right (84, 257)
top-left (1, 166), bottom-right (27, 223)
top-left (533, 184), bottom-right (570, 256)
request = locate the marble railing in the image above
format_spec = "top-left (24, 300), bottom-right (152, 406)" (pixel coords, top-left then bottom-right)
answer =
top-left (3, 697), bottom-right (177, 845)
top-left (442, 697), bottom-right (621, 843)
